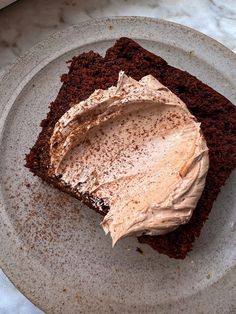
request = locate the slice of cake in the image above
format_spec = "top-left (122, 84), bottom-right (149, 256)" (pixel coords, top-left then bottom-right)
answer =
top-left (26, 37), bottom-right (236, 259)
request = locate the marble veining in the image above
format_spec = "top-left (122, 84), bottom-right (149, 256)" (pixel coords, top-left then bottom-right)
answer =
top-left (0, 0), bottom-right (236, 69)
top-left (0, 0), bottom-right (235, 313)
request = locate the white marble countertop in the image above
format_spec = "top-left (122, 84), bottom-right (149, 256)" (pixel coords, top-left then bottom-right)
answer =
top-left (0, 0), bottom-right (235, 313)
top-left (0, 0), bottom-right (236, 70)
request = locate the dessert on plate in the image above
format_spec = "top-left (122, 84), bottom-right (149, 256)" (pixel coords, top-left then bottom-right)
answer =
top-left (26, 37), bottom-right (236, 259)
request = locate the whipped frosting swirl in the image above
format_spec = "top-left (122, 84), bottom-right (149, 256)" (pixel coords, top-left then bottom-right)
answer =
top-left (50, 71), bottom-right (209, 245)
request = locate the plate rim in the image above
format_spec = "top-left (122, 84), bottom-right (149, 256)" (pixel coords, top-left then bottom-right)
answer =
top-left (1, 16), bottom-right (236, 120)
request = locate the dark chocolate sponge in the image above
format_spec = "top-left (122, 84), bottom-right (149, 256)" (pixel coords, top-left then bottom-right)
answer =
top-left (26, 37), bottom-right (236, 259)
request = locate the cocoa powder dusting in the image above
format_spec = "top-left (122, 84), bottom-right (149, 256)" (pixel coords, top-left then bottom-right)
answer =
top-left (25, 37), bottom-right (236, 259)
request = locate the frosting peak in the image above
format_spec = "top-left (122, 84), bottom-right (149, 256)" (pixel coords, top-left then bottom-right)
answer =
top-left (50, 71), bottom-right (209, 245)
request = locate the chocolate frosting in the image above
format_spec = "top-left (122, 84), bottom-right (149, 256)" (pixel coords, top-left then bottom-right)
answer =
top-left (50, 72), bottom-right (209, 245)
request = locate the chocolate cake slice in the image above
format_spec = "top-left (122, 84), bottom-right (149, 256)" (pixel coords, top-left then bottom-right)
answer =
top-left (26, 37), bottom-right (236, 259)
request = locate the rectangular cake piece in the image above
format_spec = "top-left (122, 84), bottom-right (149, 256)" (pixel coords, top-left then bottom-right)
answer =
top-left (26, 37), bottom-right (236, 259)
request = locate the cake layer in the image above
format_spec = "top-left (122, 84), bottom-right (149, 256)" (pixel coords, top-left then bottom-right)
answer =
top-left (26, 37), bottom-right (236, 259)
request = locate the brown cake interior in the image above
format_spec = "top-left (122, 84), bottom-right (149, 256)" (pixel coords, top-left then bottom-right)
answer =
top-left (26, 37), bottom-right (236, 259)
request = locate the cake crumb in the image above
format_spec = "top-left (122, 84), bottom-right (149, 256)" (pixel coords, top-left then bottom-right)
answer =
top-left (136, 247), bottom-right (143, 254)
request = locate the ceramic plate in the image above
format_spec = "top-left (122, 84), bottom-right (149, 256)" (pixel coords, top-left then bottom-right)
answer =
top-left (0, 17), bottom-right (235, 314)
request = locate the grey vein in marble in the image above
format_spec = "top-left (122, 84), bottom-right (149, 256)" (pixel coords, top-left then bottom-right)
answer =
top-left (0, 0), bottom-right (235, 69)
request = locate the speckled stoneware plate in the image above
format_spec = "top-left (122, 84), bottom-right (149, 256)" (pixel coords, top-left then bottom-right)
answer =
top-left (0, 17), bottom-right (235, 314)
